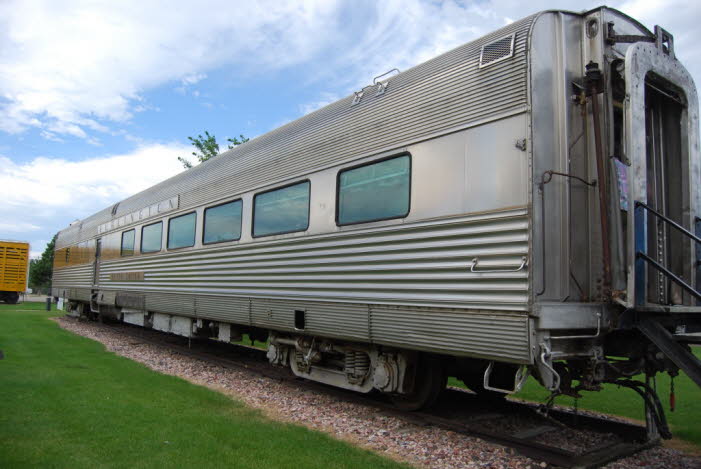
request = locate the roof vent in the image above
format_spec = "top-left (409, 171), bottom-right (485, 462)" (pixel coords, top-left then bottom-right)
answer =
top-left (479, 34), bottom-right (515, 68)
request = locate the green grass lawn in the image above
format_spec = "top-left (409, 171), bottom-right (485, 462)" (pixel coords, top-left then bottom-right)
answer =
top-left (449, 347), bottom-right (701, 451)
top-left (3, 301), bottom-right (699, 464)
top-left (1, 301), bottom-right (48, 311)
top-left (0, 303), bottom-right (409, 469)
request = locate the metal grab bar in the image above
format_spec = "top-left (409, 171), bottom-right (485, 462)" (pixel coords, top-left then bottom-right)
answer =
top-left (470, 256), bottom-right (527, 273)
top-left (635, 201), bottom-right (701, 244)
top-left (539, 342), bottom-right (561, 392)
top-left (373, 68), bottom-right (400, 84)
top-left (634, 201), bottom-right (701, 305)
top-left (638, 252), bottom-right (701, 301)
top-left (482, 362), bottom-right (530, 394)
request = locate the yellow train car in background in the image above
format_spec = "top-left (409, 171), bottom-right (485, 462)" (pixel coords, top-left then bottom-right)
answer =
top-left (0, 241), bottom-right (29, 304)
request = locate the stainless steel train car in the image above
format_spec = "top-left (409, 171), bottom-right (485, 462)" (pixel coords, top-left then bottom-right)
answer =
top-left (52, 6), bottom-right (701, 436)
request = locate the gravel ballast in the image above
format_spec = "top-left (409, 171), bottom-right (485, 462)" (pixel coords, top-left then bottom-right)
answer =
top-left (56, 317), bottom-right (700, 469)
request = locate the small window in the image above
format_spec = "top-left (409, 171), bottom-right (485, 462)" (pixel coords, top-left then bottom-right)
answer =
top-left (121, 229), bottom-right (135, 256)
top-left (168, 212), bottom-right (196, 249)
top-left (337, 154), bottom-right (410, 225)
top-left (141, 221), bottom-right (163, 253)
top-left (253, 181), bottom-right (310, 237)
top-left (203, 200), bottom-right (242, 244)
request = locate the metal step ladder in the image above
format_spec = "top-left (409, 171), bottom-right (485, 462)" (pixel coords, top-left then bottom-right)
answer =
top-left (633, 200), bottom-right (701, 390)
top-left (637, 318), bottom-right (701, 388)
top-left (634, 201), bottom-right (701, 306)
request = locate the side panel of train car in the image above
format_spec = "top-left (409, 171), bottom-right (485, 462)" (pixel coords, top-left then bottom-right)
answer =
top-left (52, 7), bottom-right (701, 419)
top-left (0, 241), bottom-right (29, 304)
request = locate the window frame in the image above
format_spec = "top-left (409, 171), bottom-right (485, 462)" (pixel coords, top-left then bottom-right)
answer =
top-left (167, 211), bottom-right (197, 250)
top-left (120, 229), bottom-right (136, 257)
top-left (202, 198), bottom-right (243, 245)
top-left (252, 179), bottom-right (311, 238)
top-left (335, 153), bottom-right (412, 227)
top-left (140, 221), bottom-right (163, 254)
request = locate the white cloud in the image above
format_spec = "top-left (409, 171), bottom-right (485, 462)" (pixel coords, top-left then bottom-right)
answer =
top-left (297, 0), bottom-right (701, 123)
top-left (181, 73), bottom-right (207, 86)
top-left (30, 250), bottom-right (45, 260)
top-left (299, 92), bottom-right (341, 115)
top-left (0, 144), bottom-right (187, 211)
top-left (1, 0), bottom-right (699, 144)
top-left (0, 143), bottom-right (188, 251)
top-left (0, 222), bottom-right (41, 233)
top-left (0, 0), bottom-right (338, 139)
top-left (618, 0), bottom-right (701, 88)
top-left (1, 0), bottom-right (698, 261)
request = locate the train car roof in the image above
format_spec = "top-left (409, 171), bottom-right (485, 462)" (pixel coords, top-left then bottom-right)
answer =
top-left (55, 6), bottom-right (643, 248)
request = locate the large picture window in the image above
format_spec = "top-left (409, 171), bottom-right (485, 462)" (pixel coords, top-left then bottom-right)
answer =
top-left (121, 229), bottom-right (135, 256)
top-left (141, 221), bottom-right (163, 253)
top-left (253, 181), bottom-right (310, 237)
top-left (203, 200), bottom-right (242, 244)
top-left (168, 212), bottom-right (196, 249)
top-left (337, 154), bottom-right (410, 225)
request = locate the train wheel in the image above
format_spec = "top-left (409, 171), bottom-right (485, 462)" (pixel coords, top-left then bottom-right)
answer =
top-left (391, 356), bottom-right (446, 411)
top-left (5, 292), bottom-right (19, 305)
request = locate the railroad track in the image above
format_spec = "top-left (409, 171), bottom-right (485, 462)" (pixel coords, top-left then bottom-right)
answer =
top-left (91, 319), bottom-right (656, 469)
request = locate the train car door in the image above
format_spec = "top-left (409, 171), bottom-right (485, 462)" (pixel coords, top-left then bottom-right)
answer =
top-left (644, 82), bottom-right (685, 304)
top-left (624, 36), bottom-right (700, 308)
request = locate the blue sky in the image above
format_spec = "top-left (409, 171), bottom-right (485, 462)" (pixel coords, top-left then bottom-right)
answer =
top-left (1, 0), bottom-right (699, 257)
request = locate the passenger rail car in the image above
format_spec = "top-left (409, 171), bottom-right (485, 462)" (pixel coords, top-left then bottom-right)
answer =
top-left (53, 7), bottom-right (701, 434)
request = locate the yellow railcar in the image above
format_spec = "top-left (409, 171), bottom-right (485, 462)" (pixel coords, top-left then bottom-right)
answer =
top-left (0, 241), bottom-right (29, 304)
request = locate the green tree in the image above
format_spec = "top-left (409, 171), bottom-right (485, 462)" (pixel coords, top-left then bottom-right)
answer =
top-left (29, 234), bottom-right (57, 294)
top-left (178, 131), bottom-right (249, 169)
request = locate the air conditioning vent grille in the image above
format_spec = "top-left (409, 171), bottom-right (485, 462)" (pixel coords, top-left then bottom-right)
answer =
top-left (479, 34), bottom-right (515, 68)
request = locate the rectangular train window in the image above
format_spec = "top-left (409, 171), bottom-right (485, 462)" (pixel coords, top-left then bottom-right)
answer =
top-left (253, 181), bottom-right (310, 237)
top-left (121, 229), bottom-right (135, 256)
top-left (168, 212), bottom-right (196, 249)
top-left (337, 154), bottom-right (410, 225)
top-left (203, 199), bottom-right (242, 244)
top-left (141, 221), bottom-right (163, 253)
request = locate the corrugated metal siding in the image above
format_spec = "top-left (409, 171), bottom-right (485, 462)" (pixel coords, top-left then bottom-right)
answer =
top-left (54, 287), bottom-right (92, 302)
top-left (52, 264), bottom-right (93, 290)
top-left (305, 302), bottom-right (369, 342)
top-left (76, 288), bottom-right (92, 301)
top-left (55, 15), bottom-right (534, 248)
top-left (98, 209), bottom-right (529, 310)
top-left (145, 292), bottom-right (194, 316)
top-left (56, 209), bottom-right (530, 360)
top-left (250, 298), bottom-right (293, 331)
top-left (248, 298), bottom-right (370, 342)
top-left (370, 305), bottom-right (530, 362)
top-left (80, 290), bottom-right (528, 360)
top-left (96, 290), bottom-right (116, 305)
top-left (195, 295), bottom-right (249, 324)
